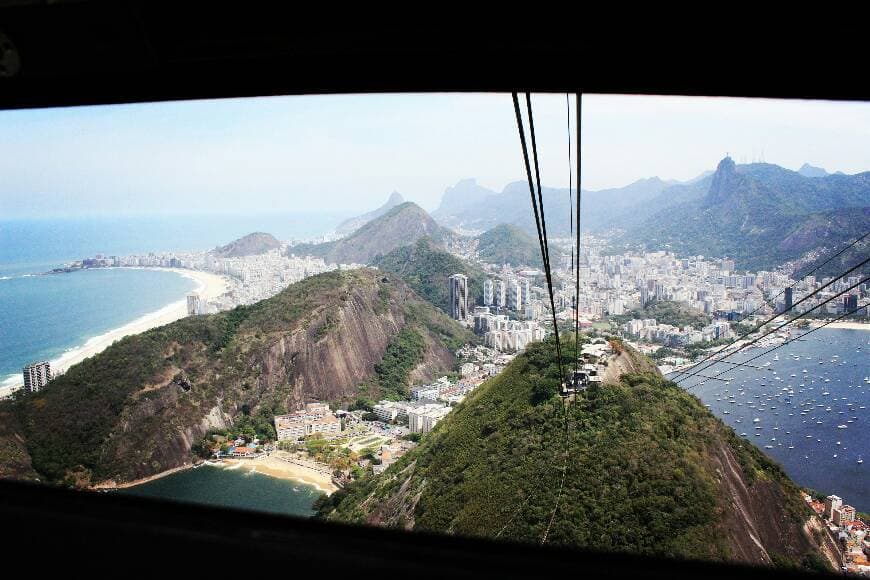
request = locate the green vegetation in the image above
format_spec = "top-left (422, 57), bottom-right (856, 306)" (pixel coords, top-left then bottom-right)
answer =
top-left (8, 268), bottom-right (470, 485)
top-left (612, 300), bottom-right (711, 330)
top-left (475, 224), bottom-right (543, 268)
top-left (374, 238), bottom-right (487, 315)
top-left (302, 434), bottom-right (358, 472)
top-left (650, 347), bottom-right (681, 360)
top-left (290, 202), bottom-right (457, 266)
top-left (320, 336), bottom-right (817, 566)
top-left (372, 328), bottom-right (425, 400)
top-left (619, 160), bottom-right (870, 272)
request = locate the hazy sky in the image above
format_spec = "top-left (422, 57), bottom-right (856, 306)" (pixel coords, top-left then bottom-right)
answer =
top-left (2, 93), bottom-right (870, 218)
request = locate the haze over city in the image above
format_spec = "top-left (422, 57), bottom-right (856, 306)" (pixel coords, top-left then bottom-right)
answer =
top-left (2, 93), bottom-right (870, 218)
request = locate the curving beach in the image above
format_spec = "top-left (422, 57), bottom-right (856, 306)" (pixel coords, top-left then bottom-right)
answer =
top-left (822, 321), bottom-right (870, 331)
top-left (0, 267), bottom-right (230, 396)
top-left (222, 455), bottom-right (337, 494)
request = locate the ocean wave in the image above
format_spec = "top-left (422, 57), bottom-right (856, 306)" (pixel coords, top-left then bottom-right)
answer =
top-left (1, 373), bottom-right (22, 389)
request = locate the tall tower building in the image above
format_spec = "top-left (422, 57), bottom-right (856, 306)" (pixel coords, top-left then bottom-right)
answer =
top-left (23, 361), bottom-right (52, 393)
top-left (509, 279), bottom-right (523, 311)
top-left (495, 280), bottom-right (507, 309)
top-left (783, 287), bottom-right (793, 313)
top-left (844, 294), bottom-right (858, 312)
top-left (520, 278), bottom-right (531, 304)
top-left (448, 274), bottom-right (469, 320)
top-left (483, 279), bottom-right (494, 306)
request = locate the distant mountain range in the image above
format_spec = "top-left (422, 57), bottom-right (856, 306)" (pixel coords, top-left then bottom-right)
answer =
top-left (425, 160), bottom-right (868, 271)
top-left (616, 157), bottom-right (870, 270)
top-left (312, 158), bottom-right (868, 273)
top-left (429, 174), bottom-right (709, 235)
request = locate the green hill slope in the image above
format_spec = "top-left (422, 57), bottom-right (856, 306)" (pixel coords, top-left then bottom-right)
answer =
top-left (290, 202), bottom-right (458, 265)
top-left (620, 158), bottom-right (870, 270)
top-left (475, 223), bottom-right (543, 268)
top-left (319, 337), bottom-right (826, 569)
top-left (3, 269), bottom-right (473, 486)
top-left (373, 237), bottom-right (487, 315)
top-left (212, 232), bottom-right (281, 258)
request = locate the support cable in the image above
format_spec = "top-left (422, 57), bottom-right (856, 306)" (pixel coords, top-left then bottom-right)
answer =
top-left (672, 254), bottom-right (870, 382)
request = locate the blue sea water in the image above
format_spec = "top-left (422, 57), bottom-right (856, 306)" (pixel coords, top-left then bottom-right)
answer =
top-left (676, 328), bottom-right (870, 511)
top-left (0, 212), bottom-right (351, 278)
top-left (0, 213), bottom-right (347, 387)
top-left (121, 464), bottom-right (322, 517)
top-left (0, 268), bottom-right (196, 384)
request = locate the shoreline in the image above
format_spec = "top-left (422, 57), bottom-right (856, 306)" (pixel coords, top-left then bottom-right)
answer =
top-left (92, 462), bottom-right (197, 490)
top-left (222, 455), bottom-right (337, 495)
top-left (1, 267), bottom-right (231, 396)
top-left (93, 455), bottom-right (336, 499)
top-left (817, 321), bottom-right (870, 331)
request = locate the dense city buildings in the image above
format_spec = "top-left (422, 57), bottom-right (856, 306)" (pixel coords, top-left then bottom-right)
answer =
top-left (810, 494), bottom-right (870, 575)
top-left (22, 361), bottom-right (51, 393)
top-left (408, 404), bottom-right (451, 434)
top-left (63, 246), bottom-right (353, 316)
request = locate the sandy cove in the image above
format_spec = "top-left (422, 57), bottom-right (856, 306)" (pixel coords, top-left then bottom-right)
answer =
top-left (1, 267), bottom-right (230, 396)
top-left (222, 455), bottom-right (337, 494)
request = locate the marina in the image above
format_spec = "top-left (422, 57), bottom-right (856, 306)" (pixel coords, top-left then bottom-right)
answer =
top-left (673, 328), bottom-right (870, 510)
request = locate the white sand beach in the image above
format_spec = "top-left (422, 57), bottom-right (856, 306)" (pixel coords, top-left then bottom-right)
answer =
top-left (823, 321), bottom-right (870, 331)
top-left (222, 456), bottom-right (337, 494)
top-left (0, 268), bottom-right (229, 397)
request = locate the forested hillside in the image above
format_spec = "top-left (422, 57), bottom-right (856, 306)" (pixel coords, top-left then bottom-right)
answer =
top-left (320, 337), bottom-right (827, 570)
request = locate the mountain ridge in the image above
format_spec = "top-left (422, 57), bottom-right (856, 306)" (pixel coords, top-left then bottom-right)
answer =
top-left (335, 191), bottom-right (405, 237)
top-left (290, 202), bottom-right (458, 265)
top-left (615, 158), bottom-right (870, 270)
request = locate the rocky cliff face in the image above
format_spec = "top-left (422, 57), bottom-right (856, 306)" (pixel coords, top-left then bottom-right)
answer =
top-left (7, 269), bottom-right (473, 486)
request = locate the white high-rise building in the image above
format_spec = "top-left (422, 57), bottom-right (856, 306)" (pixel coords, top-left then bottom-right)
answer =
top-left (448, 274), bottom-right (469, 320)
top-left (187, 293), bottom-right (203, 316)
top-left (23, 361), bottom-right (52, 393)
top-left (509, 279), bottom-right (523, 311)
top-left (495, 280), bottom-right (507, 308)
top-left (520, 278), bottom-right (531, 304)
top-left (483, 279), bottom-right (494, 306)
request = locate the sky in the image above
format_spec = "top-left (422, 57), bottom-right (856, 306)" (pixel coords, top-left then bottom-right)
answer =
top-left (2, 93), bottom-right (870, 218)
